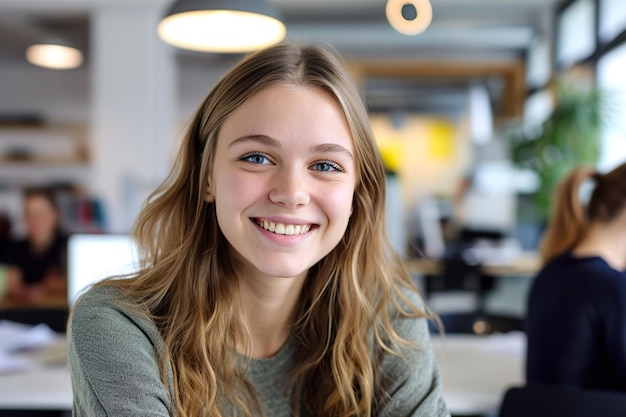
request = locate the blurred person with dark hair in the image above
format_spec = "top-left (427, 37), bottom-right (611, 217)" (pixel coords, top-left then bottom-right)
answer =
top-left (525, 161), bottom-right (626, 392)
top-left (0, 187), bottom-right (68, 303)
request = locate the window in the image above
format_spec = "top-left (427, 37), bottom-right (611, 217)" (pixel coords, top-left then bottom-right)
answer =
top-left (526, 36), bottom-right (551, 89)
top-left (556, 0), bottom-right (596, 66)
top-left (599, 0), bottom-right (626, 42)
top-left (596, 42), bottom-right (626, 170)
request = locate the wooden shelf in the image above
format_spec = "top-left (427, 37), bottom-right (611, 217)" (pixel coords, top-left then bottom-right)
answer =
top-left (0, 123), bottom-right (89, 187)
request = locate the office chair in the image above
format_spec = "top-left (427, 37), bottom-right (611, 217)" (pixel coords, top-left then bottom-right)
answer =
top-left (430, 311), bottom-right (523, 335)
top-left (425, 248), bottom-right (523, 335)
top-left (424, 247), bottom-right (493, 304)
top-left (498, 384), bottom-right (626, 417)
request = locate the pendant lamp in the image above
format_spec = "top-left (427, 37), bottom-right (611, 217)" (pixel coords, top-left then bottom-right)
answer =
top-left (26, 42), bottom-right (83, 70)
top-left (158, 0), bottom-right (286, 53)
top-left (386, 0), bottom-right (433, 36)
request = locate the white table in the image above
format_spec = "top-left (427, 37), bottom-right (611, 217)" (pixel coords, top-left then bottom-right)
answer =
top-left (433, 332), bottom-right (525, 416)
top-left (0, 366), bottom-right (72, 410)
top-left (0, 332), bottom-right (524, 414)
top-left (0, 337), bottom-right (72, 410)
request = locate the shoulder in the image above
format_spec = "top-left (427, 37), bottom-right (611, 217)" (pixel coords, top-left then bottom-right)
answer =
top-left (0, 239), bottom-right (28, 261)
top-left (533, 253), bottom-right (621, 290)
top-left (70, 283), bottom-right (160, 331)
top-left (530, 254), bottom-right (626, 316)
top-left (70, 284), bottom-right (123, 323)
top-left (377, 288), bottom-right (450, 416)
top-left (69, 284), bottom-right (164, 357)
top-left (68, 284), bottom-right (173, 416)
top-left (387, 287), bottom-right (431, 342)
top-left (72, 283), bottom-right (122, 310)
top-left (381, 287), bottom-right (436, 373)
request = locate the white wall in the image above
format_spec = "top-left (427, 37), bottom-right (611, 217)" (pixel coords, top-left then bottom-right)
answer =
top-left (0, 63), bottom-right (89, 123)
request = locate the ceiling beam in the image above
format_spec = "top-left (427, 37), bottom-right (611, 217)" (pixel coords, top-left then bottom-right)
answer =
top-left (351, 59), bottom-right (526, 118)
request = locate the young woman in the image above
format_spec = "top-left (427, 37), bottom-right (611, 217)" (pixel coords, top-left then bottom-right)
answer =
top-left (68, 43), bottom-right (449, 417)
top-left (526, 162), bottom-right (626, 392)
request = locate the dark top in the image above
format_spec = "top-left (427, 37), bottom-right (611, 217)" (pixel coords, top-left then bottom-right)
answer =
top-left (0, 232), bottom-right (68, 285)
top-left (525, 251), bottom-right (626, 392)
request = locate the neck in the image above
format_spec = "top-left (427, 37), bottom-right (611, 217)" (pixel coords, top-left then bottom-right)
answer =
top-left (238, 272), bottom-right (307, 359)
top-left (573, 220), bottom-right (626, 271)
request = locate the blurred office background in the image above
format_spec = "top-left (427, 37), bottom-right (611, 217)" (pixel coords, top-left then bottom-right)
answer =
top-left (2, 1), bottom-right (626, 416)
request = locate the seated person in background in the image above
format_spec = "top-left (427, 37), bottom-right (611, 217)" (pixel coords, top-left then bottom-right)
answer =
top-left (525, 161), bottom-right (626, 392)
top-left (0, 187), bottom-right (68, 303)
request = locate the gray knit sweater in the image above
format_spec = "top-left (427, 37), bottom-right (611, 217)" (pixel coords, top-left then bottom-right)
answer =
top-left (68, 286), bottom-right (450, 416)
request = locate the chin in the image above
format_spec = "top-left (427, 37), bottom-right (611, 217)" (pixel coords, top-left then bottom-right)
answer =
top-left (253, 260), bottom-right (314, 280)
top-left (259, 267), bottom-right (309, 280)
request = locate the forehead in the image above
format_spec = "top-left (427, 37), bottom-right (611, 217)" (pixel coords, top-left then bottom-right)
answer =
top-left (230, 83), bottom-right (345, 122)
top-left (219, 83), bottom-right (355, 150)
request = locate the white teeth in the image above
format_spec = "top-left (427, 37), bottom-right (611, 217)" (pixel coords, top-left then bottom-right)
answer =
top-left (257, 219), bottom-right (311, 235)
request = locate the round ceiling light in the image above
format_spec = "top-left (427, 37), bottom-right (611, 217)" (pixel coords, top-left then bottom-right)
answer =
top-left (158, 0), bottom-right (286, 53)
top-left (386, 0), bottom-right (433, 36)
top-left (26, 44), bottom-right (83, 70)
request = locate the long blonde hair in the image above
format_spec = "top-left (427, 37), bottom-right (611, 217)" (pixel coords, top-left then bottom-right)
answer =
top-left (98, 43), bottom-right (429, 417)
top-left (540, 161), bottom-right (626, 263)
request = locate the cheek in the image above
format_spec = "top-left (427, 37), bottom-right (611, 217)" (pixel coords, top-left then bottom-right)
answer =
top-left (323, 186), bottom-right (355, 224)
top-left (215, 172), bottom-right (265, 214)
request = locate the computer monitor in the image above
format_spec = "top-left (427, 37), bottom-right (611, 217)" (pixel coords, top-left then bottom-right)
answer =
top-left (66, 234), bottom-right (140, 305)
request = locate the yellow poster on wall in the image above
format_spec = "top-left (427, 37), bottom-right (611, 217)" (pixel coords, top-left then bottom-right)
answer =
top-left (427, 119), bottom-right (455, 160)
top-left (377, 136), bottom-right (404, 174)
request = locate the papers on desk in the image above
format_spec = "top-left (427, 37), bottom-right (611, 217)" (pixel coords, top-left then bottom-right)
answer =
top-left (0, 353), bottom-right (32, 374)
top-left (0, 320), bottom-right (62, 374)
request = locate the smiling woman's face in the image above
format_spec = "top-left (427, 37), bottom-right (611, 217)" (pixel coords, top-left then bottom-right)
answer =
top-left (208, 83), bottom-right (357, 281)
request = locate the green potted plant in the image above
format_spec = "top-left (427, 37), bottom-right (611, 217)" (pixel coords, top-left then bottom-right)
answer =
top-left (508, 77), bottom-right (614, 223)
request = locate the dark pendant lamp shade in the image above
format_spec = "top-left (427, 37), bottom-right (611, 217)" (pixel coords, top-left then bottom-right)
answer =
top-left (158, 0), bottom-right (286, 53)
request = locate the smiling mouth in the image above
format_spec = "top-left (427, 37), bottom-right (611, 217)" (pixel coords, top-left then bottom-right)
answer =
top-left (254, 218), bottom-right (312, 235)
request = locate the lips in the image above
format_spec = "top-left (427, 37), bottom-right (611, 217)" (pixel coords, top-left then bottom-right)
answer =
top-left (255, 218), bottom-right (312, 235)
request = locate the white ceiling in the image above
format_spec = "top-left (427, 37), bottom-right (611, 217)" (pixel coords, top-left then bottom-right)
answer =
top-left (0, 0), bottom-right (561, 60)
top-left (0, 0), bottom-right (563, 116)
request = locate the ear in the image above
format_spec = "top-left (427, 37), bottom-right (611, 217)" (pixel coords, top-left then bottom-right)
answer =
top-left (204, 180), bottom-right (214, 203)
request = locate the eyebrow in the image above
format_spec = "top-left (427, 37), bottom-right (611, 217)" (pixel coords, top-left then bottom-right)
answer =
top-left (229, 135), bottom-right (353, 160)
top-left (311, 143), bottom-right (354, 160)
top-left (228, 135), bottom-right (279, 148)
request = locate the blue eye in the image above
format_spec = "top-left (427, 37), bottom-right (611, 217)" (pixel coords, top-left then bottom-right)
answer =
top-left (312, 160), bottom-right (343, 172)
top-left (239, 152), bottom-right (271, 164)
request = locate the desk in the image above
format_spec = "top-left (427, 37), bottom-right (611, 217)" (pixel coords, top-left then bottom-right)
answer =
top-left (0, 332), bottom-right (524, 415)
top-left (404, 252), bottom-right (541, 277)
top-left (0, 294), bottom-right (67, 310)
top-left (0, 336), bottom-right (71, 411)
top-left (433, 332), bottom-right (525, 416)
top-left (0, 295), bottom-right (69, 333)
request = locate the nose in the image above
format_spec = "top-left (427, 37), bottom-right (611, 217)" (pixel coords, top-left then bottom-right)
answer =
top-left (269, 167), bottom-right (310, 208)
